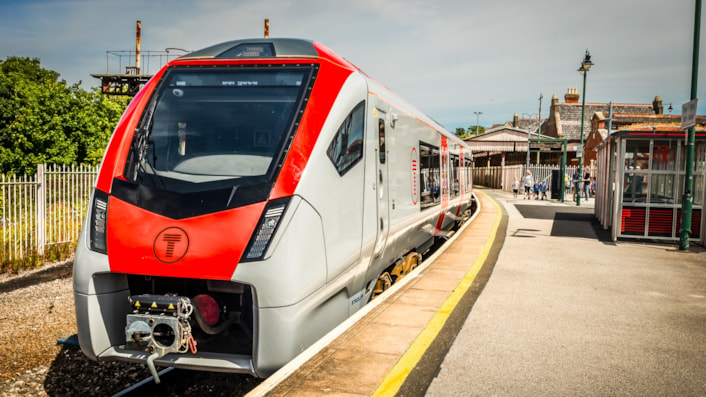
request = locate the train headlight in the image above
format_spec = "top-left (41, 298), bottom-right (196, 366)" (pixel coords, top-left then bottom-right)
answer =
top-left (243, 198), bottom-right (289, 261)
top-left (89, 189), bottom-right (109, 254)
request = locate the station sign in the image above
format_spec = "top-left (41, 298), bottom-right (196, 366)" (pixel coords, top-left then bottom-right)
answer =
top-left (681, 99), bottom-right (698, 130)
top-left (530, 141), bottom-right (565, 152)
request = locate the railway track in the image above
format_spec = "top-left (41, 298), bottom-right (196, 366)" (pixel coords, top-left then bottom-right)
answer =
top-left (110, 367), bottom-right (262, 397)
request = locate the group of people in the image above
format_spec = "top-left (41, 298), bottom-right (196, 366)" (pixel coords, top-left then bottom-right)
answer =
top-left (512, 171), bottom-right (548, 200)
top-left (571, 171), bottom-right (595, 201)
top-left (511, 170), bottom-right (597, 201)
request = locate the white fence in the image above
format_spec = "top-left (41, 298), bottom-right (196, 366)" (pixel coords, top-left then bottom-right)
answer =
top-left (1, 164), bottom-right (97, 268)
top-left (472, 163), bottom-right (597, 197)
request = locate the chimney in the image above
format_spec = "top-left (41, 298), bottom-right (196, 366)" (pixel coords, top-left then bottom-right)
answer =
top-left (653, 96), bottom-right (663, 115)
top-left (513, 112), bottom-right (519, 128)
top-left (565, 87), bottom-right (579, 104)
top-left (135, 21), bottom-right (141, 75)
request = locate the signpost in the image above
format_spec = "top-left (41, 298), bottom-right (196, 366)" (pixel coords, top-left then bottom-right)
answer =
top-left (679, 0), bottom-right (701, 251)
top-left (681, 99), bottom-right (698, 130)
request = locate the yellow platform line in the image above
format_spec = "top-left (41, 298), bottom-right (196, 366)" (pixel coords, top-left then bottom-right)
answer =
top-left (372, 193), bottom-right (502, 397)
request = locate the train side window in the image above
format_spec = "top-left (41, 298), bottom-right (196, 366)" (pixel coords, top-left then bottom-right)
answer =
top-left (464, 158), bottom-right (473, 191)
top-left (420, 142), bottom-right (440, 209)
top-left (378, 118), bottom-right (386, 164)
top-left (327, 101), bottom-right (365, 176)
top-left (450, 154), bottom-right (460, 198)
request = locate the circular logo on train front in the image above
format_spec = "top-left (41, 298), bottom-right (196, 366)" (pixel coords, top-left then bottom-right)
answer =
top-left (154, 227), bottom-right (189, 263)
top-left (411, 147), bottom-right (419, 205)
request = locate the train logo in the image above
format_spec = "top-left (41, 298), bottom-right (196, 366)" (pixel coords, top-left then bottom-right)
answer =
top-left (153, 227), bottom-right (189, 263)
top-left (653, 145), bottom-right (674, 165)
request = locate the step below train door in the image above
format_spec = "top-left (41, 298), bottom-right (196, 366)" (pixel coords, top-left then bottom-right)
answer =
top-left (372, 108), bottom-right (390, 260)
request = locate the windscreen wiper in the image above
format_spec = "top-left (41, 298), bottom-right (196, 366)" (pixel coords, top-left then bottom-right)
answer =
top-left (131, 95), bottom-right (165, 189)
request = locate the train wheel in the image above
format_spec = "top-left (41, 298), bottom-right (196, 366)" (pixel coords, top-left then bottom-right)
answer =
top-left (408, 252), bottom-right (421, 272)
top-left (391, 253), bottom-right (421, 283)
top-left (371, 272), bottom-right (392, 300)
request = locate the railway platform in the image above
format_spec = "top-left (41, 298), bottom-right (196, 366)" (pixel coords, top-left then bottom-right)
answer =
top-left (248, 188), bottom-right (706, 396)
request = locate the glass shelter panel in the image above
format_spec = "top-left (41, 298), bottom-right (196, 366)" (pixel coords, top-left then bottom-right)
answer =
top-left (650, 174), bottom-right (676, 204)
top-left (622, 173), bottom-right (648, 204)
top-left (696, 142), bottom-right (706, 172)
top-left (651, 140), bottom-right (678, 171)
top-left (624, 140), bottom-right (650, 171)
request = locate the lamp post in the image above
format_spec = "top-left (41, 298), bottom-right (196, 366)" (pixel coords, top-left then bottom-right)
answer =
top-left (473, 111), bottom-right (483, 136)
top-left (536, 94), bottom-right (543, 164)
top-left (522, 112), bottom-right (538, 175)
top-left (576, 50), bottom-right (593, 207)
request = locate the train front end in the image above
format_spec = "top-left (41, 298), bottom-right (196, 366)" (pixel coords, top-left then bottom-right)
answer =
top-left (73, 38), bottom-right (355, 379)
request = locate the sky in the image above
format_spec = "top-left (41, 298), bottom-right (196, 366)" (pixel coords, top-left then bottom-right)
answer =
top-left (1, 0), bottom-right (705, 132)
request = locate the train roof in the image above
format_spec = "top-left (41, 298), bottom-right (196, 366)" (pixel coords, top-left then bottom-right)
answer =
top-left (174, 37), bottom-right (464, 148)
top-left (179, 38), bottom-right (320, 60)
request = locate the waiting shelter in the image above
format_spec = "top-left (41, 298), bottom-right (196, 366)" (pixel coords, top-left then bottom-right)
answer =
top-left (595, 126), bottom-right (706, 243)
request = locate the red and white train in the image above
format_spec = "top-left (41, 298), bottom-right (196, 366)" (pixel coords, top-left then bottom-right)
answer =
top-left (73, 38), bottom-right (473, 380)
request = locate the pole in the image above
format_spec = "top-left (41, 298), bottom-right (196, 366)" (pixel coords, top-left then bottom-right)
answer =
top-left (474, 111), bottom-right (482, 136)
top-left (577, 67), bottom-right (587, 206)
top-left (679, 0), bottom-right (701, 250)
top-left (135, 21), bottom-right (142, 74)
top-left (523, 112), bottom-right (536, 175)
top-left (525, 127), bottom-right (530, 175)
top-left (537, 94), bottom-right (543, 164)
top-left (576, 70), bottom-right (588, 207)
top-left (561, 139), bottom-right (567, 203)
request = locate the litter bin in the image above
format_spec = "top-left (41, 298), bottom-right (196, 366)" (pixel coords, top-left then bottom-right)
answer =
top-left (550, 169), bottom-right (560, 199)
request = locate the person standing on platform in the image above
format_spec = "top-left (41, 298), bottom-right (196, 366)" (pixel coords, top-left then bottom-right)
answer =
top-left (523, 171), bottom-right (533, 200)
top-left (583, 172), bottom-right (591, 201)
top-left (572, 170), bottom-right (580, 201)
top-left (533, 181), bottom-right (540, 200)
top-left (512, 179), bottom-right (520, 199)
top-left (540, 180), bottom-right (548, 200)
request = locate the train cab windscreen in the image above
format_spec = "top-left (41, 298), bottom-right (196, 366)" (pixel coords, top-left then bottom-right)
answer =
top-left (125, 66), bottom-right (313, 193)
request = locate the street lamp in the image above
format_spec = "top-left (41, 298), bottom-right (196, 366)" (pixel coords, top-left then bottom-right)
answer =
top-left (473, 111), bottom-right (483, 136)
top-left (522, 112), bottom-right (538, 175)
top-left (576, 49), bottom-right (593, 207)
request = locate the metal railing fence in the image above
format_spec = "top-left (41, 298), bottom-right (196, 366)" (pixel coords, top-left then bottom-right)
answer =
top-left (1, 164), bottom-right (97, 271)
top-left (472, 163), bottom-right (597, 195)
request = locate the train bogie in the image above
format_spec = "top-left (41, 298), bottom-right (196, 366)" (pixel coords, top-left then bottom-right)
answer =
top-left (73, 38), bottom-right (472, 380)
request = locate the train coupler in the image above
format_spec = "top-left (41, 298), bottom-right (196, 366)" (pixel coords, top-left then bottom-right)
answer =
top-left (125, 294), bottom-right (197, 383)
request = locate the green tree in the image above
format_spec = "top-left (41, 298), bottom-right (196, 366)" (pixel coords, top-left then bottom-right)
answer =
top-left (469, 125), bottom-right (485, 136)
top-left (0, 57), bottom-right (128, 175)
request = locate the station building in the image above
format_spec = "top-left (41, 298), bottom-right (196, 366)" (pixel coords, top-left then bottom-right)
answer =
top-left (466, 89), bottom-right (669, 168)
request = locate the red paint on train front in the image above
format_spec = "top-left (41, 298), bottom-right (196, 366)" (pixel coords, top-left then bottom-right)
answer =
top-left (106, 197), bottom-right (265, 280)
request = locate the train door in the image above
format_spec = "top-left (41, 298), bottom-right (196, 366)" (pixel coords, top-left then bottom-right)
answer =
top-left (373, 110), bottom-right (390, 259)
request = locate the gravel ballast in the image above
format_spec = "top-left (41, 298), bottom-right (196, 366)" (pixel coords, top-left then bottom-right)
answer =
top-left (0, 264), bottom-right (261, 396)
